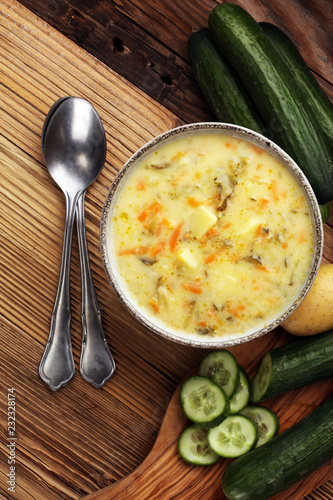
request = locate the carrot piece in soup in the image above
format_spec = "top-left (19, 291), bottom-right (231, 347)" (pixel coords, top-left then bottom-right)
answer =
top-left (170, 222), bottom-right (184, 252)
top-left (171, 151), bottom-right (187, 161)
top-left (118, 245), bottom-right (150, 256)
top-left (138, 201), bottom-right (162, 222)
top-left (136, 180), bottom-right (145, 190)
top-left (182, 283), bottom-right (202, 294)
top-left (202, 227), bottom-right (219, 246)
top-left (254, 224), bottom-right (263, 238)
top-left (227, 303), bottom-right (245, 320)
top-left (258, 198), bottom-right (269, 210)
top-left (205, 253), bottom-right (217, 264)
top-left (150, 240), bottom-right (166, 257)
top-left (255, 263), bottom-right (270, 272)
top-left (251, 145), bottom-right (263, 155)
top-left (149, 296), bottom-right (159, 313)
top-left (188, 196), bottom-right (200, 207)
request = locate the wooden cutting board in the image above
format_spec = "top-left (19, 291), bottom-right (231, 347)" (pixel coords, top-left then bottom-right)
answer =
top-left (83, 327), bottom-right (333, 499)
top-left (1, 0), bottom-right (332, 499)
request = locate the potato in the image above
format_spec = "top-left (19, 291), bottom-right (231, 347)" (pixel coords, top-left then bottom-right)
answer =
top-left (282, 264), bottom-right (333, 335)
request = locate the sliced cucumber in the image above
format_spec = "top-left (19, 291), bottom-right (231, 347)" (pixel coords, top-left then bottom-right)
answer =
top-left (251, 352), bottom-right (272, 404)
top-left (208, 415), bottom-right (258, 458)
top-left (178, 423), bottom-right (221, 465)
top-left (222, 396), bottom-right (333, 500)
top-left (199, 350), bottom-right (240, 398)
top-left (229, 367), bottom-right (250, 414)
top-left (180, 375), bottom-right (230, 427)
top-left (240, 406), bottom-right (279, 447)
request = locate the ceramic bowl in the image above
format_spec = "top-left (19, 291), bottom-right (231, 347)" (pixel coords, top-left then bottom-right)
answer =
top-left (100, 123), bottom-right (323, 348)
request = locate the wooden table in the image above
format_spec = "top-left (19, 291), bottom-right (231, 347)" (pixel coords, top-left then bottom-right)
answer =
top-left (1, 0), bottom-right (332, 498)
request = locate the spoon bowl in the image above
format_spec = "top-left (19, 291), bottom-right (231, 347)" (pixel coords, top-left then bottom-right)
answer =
top-left (40, 96), bottom-right (115, 390)
top-left (42, 97), bottom-right (106, 193)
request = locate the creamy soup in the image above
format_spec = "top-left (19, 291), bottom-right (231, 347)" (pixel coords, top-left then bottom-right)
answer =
top-left (110, 133), bottom-right (314, 339)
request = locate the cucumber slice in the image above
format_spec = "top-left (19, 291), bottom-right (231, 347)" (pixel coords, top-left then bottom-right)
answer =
top-left (208, 415), bottom-right (258, 457)
top-left (229, 367), bottom-right (250, 414)
top-left (240, 406), bottom-right (279, 447)
top-left (251, 352), bottom-right (272, 403)
top-left (180, 376), bottom-right (230, 427)
top-left (178, 423), bottom-right (221, 465)
top-left (199, 350), bottom-right (240, 398)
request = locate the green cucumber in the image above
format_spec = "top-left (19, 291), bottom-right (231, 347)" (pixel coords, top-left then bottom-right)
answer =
top-left (178, 423), bottom-right (220, 465)
top-left (251, 330), bottom-right (333, 403)
top-left (222, 396), bottom-right (333, 500)
top-left (188, 27), bottom-right (264, 132)
top-left (320, 202), bottom-right (331, 224)
top-left (240, 406), bottom-right (279, 447)
top-left (259, 22), bottom-right (333, 146)
top-left (229, 367), bottom-right (250, 414)
top-left (209, 3), bottom-right (333, 204)
top-left (208, 414), bottom-right (258, 458)
top-left (259, 24), bottom-right (332, 224)
top-left (199, 350), bottom-right (240, 398)
top-left (180, 375), bottom-right (230, 427)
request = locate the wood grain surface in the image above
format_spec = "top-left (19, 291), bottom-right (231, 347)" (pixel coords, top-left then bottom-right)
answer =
top-left (83, 329), bottom-right (333, 500)
top-left (1, 0), bottom-right (332, 499)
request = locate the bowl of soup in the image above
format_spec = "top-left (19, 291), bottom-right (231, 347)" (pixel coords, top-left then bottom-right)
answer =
top-left (100, 123), bottom-right (323, 347)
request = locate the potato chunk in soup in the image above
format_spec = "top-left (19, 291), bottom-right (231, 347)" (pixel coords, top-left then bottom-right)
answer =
top-left (110, 133), bottom-right (314, 339)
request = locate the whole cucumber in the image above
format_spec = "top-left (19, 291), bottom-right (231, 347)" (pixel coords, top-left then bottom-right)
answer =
top-left (209, 3), bottom-right (333, 204)
top-left (251, 329), bottom-right (333, 403)
top-left (222, 396), bottom-right (333, 500)
top-left (260, 22), bottom-right (333, 146)
top-left (188, 27), bottom-right (264, 132)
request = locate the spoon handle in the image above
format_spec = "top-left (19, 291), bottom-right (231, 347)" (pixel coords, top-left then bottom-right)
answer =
top-left (39, 192), bottom-right (78, 391)
top-left (76, 192), bottom-right (116, 388)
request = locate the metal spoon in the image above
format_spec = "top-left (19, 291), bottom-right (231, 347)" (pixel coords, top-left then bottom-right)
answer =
top-left (39, 96), bottom-right (115, 390)
top-left (76, 190), bottom-right (116, 388)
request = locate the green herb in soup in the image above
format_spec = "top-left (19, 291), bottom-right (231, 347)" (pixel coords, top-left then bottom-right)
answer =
top-left (111, 134), bottom-right (314, 338)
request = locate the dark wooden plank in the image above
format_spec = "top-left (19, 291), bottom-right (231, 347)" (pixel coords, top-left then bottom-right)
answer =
top-left (16, 0), bottom-right (333, 124)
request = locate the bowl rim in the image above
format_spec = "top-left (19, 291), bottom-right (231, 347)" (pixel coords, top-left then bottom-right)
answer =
top-left (100, 122), bottom-right (323, 348)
